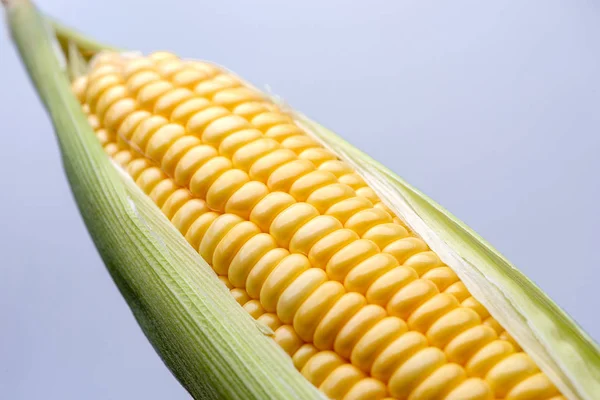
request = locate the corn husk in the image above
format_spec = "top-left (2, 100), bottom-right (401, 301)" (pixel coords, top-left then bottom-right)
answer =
top-left (4, 0), bottom-right (599, 399)
top-left (289, 115), bottom-right (600, 400)
top-left (3, 1), bottom-right (324, 399)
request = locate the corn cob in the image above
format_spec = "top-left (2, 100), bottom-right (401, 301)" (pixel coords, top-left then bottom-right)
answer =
top-left (69, 51), bottom-right (567, 400)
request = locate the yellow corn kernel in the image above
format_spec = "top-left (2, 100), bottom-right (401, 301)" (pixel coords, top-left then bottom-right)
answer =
top-left (73, 52), bottom-right (563, 400)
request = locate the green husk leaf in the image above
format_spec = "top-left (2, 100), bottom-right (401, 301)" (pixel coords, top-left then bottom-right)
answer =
top-left (50, 16), bottom-right (120, 59)
top-left (3, 1), bottom-right (323, 399)
top-left (67, 40), bottom-right (87, 80)
top-left (284, 112), bottom-right (600, 400)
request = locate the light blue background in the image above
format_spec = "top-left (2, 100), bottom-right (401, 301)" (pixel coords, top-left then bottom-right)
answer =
top-left (1, 1), bottom-right (598, 399)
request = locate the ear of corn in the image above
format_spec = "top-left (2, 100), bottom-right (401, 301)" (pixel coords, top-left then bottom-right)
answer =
top-left (5, 0), bottom-right (600, 399)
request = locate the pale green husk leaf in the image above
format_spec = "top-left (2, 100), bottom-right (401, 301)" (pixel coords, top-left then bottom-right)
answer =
top-left (3, 1), bottom-right (323, 399)
top-left (284, 112), bottom-right (600, 400)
